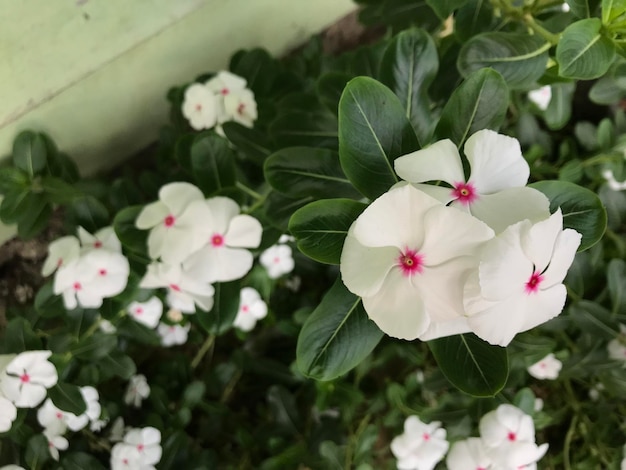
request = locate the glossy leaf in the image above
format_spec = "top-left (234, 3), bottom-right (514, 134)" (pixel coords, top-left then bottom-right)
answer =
top-left (544, 82), bottom-right (576, 130)
top-left (48, 382), bottom-right (87, 415)
top-left (530, 180), bottom-right (607, 251)
top-left (100, 351), bottom-right (137, 379)
top-left (12, 130), bottom-right (47, 177)
top-left (270, 111), bottom-right (339, 150)
top-left (317, 72), bottom-right (352, 115)
top-left (190, 133), bottom-right (236, 195)
top-left (434, 68), bottom-right (508, 146)
top-left (1, 317), bottom-right (42, 353)
top-left (288, 199), bottom-right (367, 264)
top-left (428, 333), bottom-right (508, 397)
top-left (556, 18), bottom-right (615, 80)
top-left (264, 191), bottom-right (313, 231)
top-left (458, 33), bottom-right (549, 89)
top-left (113, 206), bottom-right (149, 257)
top-left (71, 332), bottom-right (117, 360)
top-left (196, 281), bottom-right (240, 335)
top-left (380, 28), bottom-right (439, 146)
top-left (264, 147), bottom-right (360, 199)
top-left (569, 301), bottom-right (619, 339)
top-left (222, 122), bottom-right (273, 165)
top-left (297, 278), bottom-right (383, 380)
top-left (338, 77), bottom-right (419, 199)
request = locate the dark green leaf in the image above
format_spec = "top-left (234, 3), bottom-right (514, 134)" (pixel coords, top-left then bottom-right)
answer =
top-left (196, 281), bottom-right (240, 335)
top-left (117, 317), bottom-right (160, 345)
top-left (47, 151), bottom-right (80, 183)
top-left (71, 332), bottom-right (117, 360)
top-left (569, 301), bottom-right (620, 339)
top-left (426, 0), bottom-right (468, 18)
top-left (544, 82), bottom-right (576, 130)
top-left (428, 333), bottom-right (509, 397)
top-left (264, 147), bottom-right (360, 199)
top-left (41, 176), bottom-right (83, 204)
top-left (267, 385), bottom-right (300, 435)
top-left (454, 0), bottom-right (495, 42)
top-left (48, 382), bottom-right (87, 415)
top-left (297, 278), bottom-right (383, 380)
top-left (0, 167), bottom-right (29, 193)
top-left (190, 133), bottom-right (236, 195)
top-left (34, 282), bottom-right (66, 318)
top-left (317, 72), bottom-right (352, 115)
top-left (230, 48), bottom-right (278, 97)
top-left (12, 131), bottom-right (47, 177)
top-left (338, 76), bottom-right (419, 199)
top-left (222, 122), bottom-right (273, 165)
top-left (100, 351), bottom-right (136, 379)
top-left (566, 0), bottom-right (600, 18)
top-left (434, 68), bottom-right (508, 146)
top-left (113, 206), bottom-right (149, 256)
top-left (1, 317), bottom-right (42, 353)
top-left (67, 196), bottom-right (109, 232)
top-left (608, 258), bottom-right (626, 314)
top-left (270, 111), bottom-right (339, 149)
top-left (17, 193), bottom-right (52, 240)
top-left (61, 452), bottom-right (107, 470)
top-left (25, 434), bottom-right (49, 470)
top-left (289, 199), bottom-right (367, 264)
top-left (264, 191), bottom-right (313, 231)
top-left (530, 180), bottom-right (607, 251)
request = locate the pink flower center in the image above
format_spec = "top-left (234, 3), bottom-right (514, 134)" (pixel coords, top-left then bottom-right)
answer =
top-left (397, 249), bottom-right (424, 277)
top-left (422, 432), bottom-right (430, 441)
top-left (273, 257), bottom-right (280, 264)
top-left (451, 181), bottom-right (478, 205)
top-left (122, 458), bottom-right (129, 465)
top-left (135, 307), bottom-right (143, 315)
top-left (99, 269), bottom-right (107, 276)
top-left (94, 241), bottom-right (103, 248)
top-left (137, 444), bottom-right (144, 452)
top-left (242, 305), bottom-right (249, 313)
top-left (20, 373), bottom-right (30, 383)
top-left (525, 271), bottom-right (544, 294)
top-left (237, 103), bottom-right (246, 115)
top-left (195, 103), bottom-right (202, 112)
top-left (221, 87), bottom-right (229, 95)
top-left (507, 431), bottom-right (517, 441)
top-left (73, 282), bottom-right (82, 291)
top-left (48, 440), bottom-right (54, 448)
top-left (211, 234), bottom-right (224, 247)
top-left (57, 258), bottom-right (63, 267)
top-left (56, 412), bottom-right (63, 419)
top-left (169, 283), bottom-right (181, 292)
top-left (164, 215), bottom-right (175, 227)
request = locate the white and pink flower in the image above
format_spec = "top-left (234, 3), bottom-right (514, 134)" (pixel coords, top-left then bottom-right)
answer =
top-left (260, 244), bottom-right (295, 279)
top-left (157, 322), bottom-right (191, 347)
top-left (527, 353), bottom-right (563, 380)
top-left (124, 374), bottom-right (150, 408)
top-left (391, 416), bottom-right (449, 470)
top-left (0, 351), bottom-right (58, 408)
top-left (182, 83), bottom-right (218, 130)
top-left (127, 297), bottom-right (163, 329)
top-left (233, 287), bottom-right (268, 332)
top-left (528, 85), bottom-right (552, 111)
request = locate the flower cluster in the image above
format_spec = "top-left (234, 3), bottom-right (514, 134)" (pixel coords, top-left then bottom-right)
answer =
top-left (136, 182), bottom-right (263, 313)
top-left (110, 426), bottom-right (162, 470)
top-left (43, 226), bottom-right (130, 309)
top-left (340, 130), bottom-right (581, 346)
top-left (182, 70), bottom-right (258, 132)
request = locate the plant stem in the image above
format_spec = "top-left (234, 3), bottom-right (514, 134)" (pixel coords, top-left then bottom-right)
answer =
top-left (191, 334), bottom-right (215, 369)
top-left (563, 413), bottom-right (578, 470)
top-left (236, 181), bottom-right (263, 200)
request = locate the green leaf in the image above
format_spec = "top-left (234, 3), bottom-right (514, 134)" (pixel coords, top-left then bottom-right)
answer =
top-left (270, 110), bottom-right (339, 149)
top-left (267, 385), bottom-right (301, 435)
top-left (428, 333), bottom-right (508, 397)
top-left (17, 193), bottom-right (52, 240)
top-left (264, 147), bottom-right (360, 199)
top-left (12, 131), bottom-right (47, 177)
top-left (296, 278), bottom-right (383, 380)
top-left (426, 0), bottom-right (468, 18)
top-left (41, 176), bottom-right (83, 204)
top-left (230, 48), bottom-right (278, 97)
top-left (61, 452), bottom-right (107, 470)
top-left (264, 192), bottom-right (313, 231)
top-left (602, 0), bottom-right (626, 23)
top-left (434, 68), bottom-right (508, 146)
top-left (289, 199), bottom-right (367, 264)
top-left (71, 332), bottom-right (117, 360)
top-left (530, 180), bottom-right (607, 251)
top-left (566, 0), bottom-right (600, 18)
top-left (34, 282), bottom-right (66, 318)
top-left (458, 33), bottom-right (550, 89)
top-left (380, 28), bottom-right (439, 146)
top-left (0, 167), bottom-right (29, 193)
top-left (25, 434), bottom-right (50, 470)
top-left (117, 317), bottom-right (160, 345)
top-left (569, 301), bottom-right (619, 339)
top-left (556, 18), bottom-right (615, 80)
top-left (608, 258), bottom-right (626, 314)
top-left (544, 82), bottom-right (576, 130)
top-left (1, 317), bottom-right (42, 353)
top-left (222, 122), bottom-right (273, 165)
top-left (338, 76), bottom-right (419, 200)
top-left (317, 72), bottom-right (352, 115)
top-left (100, 351), bottom-right (136, 379)
top-left (589, 76), bottom-right (625, 104)
top-left (190, 133), bottom-right (236, 195)
top-left (454, 0), bottom-right (495, 42)
top-left (113, 206), bottom-right (149, 257)
top-left (67, 196), bottom-right (109, 232)
top-left (48, 382), bottom-right (87, 415)
top-left (196, 281), bottom-right (240, 335)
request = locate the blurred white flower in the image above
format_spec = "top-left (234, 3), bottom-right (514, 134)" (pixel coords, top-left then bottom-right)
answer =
top-left (111, 442), bottom-right (143, 470)
top-left (608, 324), bottom-right (626, 363)
top-left (446, 437), bottom-right (492, 470)
top-left (534, 398), bottom-right (544, 412)
top-left (157, 323), bottom-right (191, 347)
top-left (527, 353), bottom-right (562, 380)
top-left (44, 429), bottom-right (68, 461)
top-left (589, 383), bottom-right (605, 401)
top-left (124, 375), bottom-right (150, 408)
top-left (183, 197), bottom-right (262, 283)
top-left (562, 2), bottom-right (570, 12)
top-left (278, 234), bottom-right (295, 244)
top-left (602, 169), bottom-right (626, 191)
top-left (0, 466), bottom-right (26, 470)
top-left (100, 318), bottom-right (117, 334)
top-left (260, 244), bottom-right (295, 279)
top-left (127, 297), bottom-right (163, 329)
top-left (528, 85), bottom-right (552, 111)
top-left (123, 426), bottom-right (162, 467)
top-left (0, 395), bottom-right (17, 433)
top-left (65, 386), bottom-right (101, 432)
top-left (78, 226), bottom-right (122, 253)
top-left (0, 351), bottom-right (58, 408)
top-left (390, 416), bottom-right (449, 470)
top-left (479, 404), bottom-right (548, 468)
top-left (166, 308), bottom-right (183, 323)
top-left (41, 235), bottom-right (80, 277)
top-left (224, 89), bottom-right (258, 128)
top-left (206, 70), bottom-right (248, 123)
top-left (91, 417), bottom-right (108, 433)
top-left (233, 287), bottom-right (268, 332)
top-left (415, 370), bottom-right (425, 384)
top-left (182, 83), bottom-right (218, 130)
top-left (37, 398), bottom-right (68, 435)
top-left (621, 443), bottom-right (626, 470)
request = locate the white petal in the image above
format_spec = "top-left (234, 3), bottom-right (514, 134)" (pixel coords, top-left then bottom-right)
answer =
top-left (362, 269), bottom-right (429, 340)
top-left (520, 209), bottom-right (563, 273)
top-left (394, 139), bottom-right (464, 185)
top-left (217, 70), bottom-right (248, 91)
top-left (159, 182), bottom-right (204, 216)
top-left (419, 316), bottom-right (472, 342)
top-left (466, 294), bottom-right (528, 347)
top-left (541, 228), bottom-right (581, 287)
top-left (136, 201), bottom-right (169, 230)
top-left (225, 214), bottom-right (262, 248)
top-left (469, 187), bottom-right (551, 234)
top-left (0, 396), bottom-right (17, 432)
top-left (211, 247), bottom-right (254, 282)
top-left (446, 438), bottom-right (492, 470)
top-left (340, 234), bottom-right (396, 297)
top-left (410, 183), bottom-right (456, 204)
top-left (42, 236), bottom-right (80, 276)
top-left (464, 129), bottom-right (529, 193)
top-left (205, 197), bottom-right (240, 234)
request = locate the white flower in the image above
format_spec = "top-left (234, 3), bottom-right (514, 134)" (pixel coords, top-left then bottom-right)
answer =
top-left (41, 235), bottom-right (80, 276)
top-left (0, 351), bottom-right (58, 408)
top-left (44, 429), bottom-right (68, 461)
top-left (123, 426), bottom-right (162, 467)
top-left (91, 417), bottom-right (108, 432)
top-left (233, 287), bottom-right (268, 332)
top-left (37, 398), bottom-right (68, 435)
top-left (608, 324), bottom-right (626, 363)
top-left (534, 398), bottom-right (544, 412)
top-left (463, 209), bottom-right (581, 346)
top-left (111, 442), bottom-right (144, 470)
top-left (127, 297), bottom-right (163, 329)
top-left (224, 89), bottom-right (258, 128)
top-left (528, 85), bottom-right (552, 111)
top-left (390, 416), bottom-right (449, 470)
top-left (340, 184), bottom-right (493, 341)
top-left (446, 437), bottom-right (493, 470)
top-left (589, 383), bottom-right (604, 401)
top-left (157, 322), bottom-right (191, 347)
top-left (182, 83), bottom-right (218, 130)
top-left (65, 386), bottom-right (101, 431)
top-left (562, 2), bottom-right (570, 12)
top-left (124, 375), bottom-right (150, 408)
top-left (527, 353), bottom-right (562, 380)
top-left (140, 262), bottom-right (214, 313)
top-left (100, 318), bottom-right (117, 334)
top-left (53, 249), bottom-right (130, 309)
top-left (206, 70), bottom-right (248, 123)
top-left (183, 197), bottom-right (262, 283)
top-left (0, 395), bottom-right (17, 433)
top-left (166, 308), bottom-right (183, 323)
top-left (78, 226), bottom-right (122, 253)
top-left (602, 169), bottom-right (626, 191)
top-left (109, 417), bottom-right (126, 442)
top-left (260, 244), bottom-right (295, 279)
top-left (0, 466), bottom-right (26, 470)
top-left (394, 129), bottom-right (551, 233)
top-left (278, 234), bottom-right (295, 244)
top-left (479, 404), bottom-right (548, 468)
top-left (135, 182), bottom-right (212, 264)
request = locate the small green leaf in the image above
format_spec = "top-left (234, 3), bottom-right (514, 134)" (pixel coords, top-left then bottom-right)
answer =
top-left (12, 131), bottom-right (47, 177)
top-left (222, 121), bottom-right (273, 165)
top-left (267, 385), bottom-right (301, 435)
top-left (530, 180), bottom-right (607, 251)
top-left (17, 193), bottom-right (52, 240)
top-left (100, 351), bottom-right (136, 379)
top-left (0, 167), bottom-right (29, 193)
top-left (48, 382), bottom-right (87, 415)
top-left (61, 452), bottom-right (107, 470)
top-left (117, 317), bottom-right (160, 345)
top-left (428, 333), bottom-right (509, 397)
top-left (434, 68), bottom-right (509, 146)
top-left (602, 0), bottom-right (626, 23)
top-left (566, 0), bottom-right (600, 18)
top-left (34, 282), bottom-right (66, 318)
top-left (264, 191), bottom-right (313, 231)
top-left (196, 281), bottom-right (240, 335)
top-left (556, 18), bottom-right (615, 80)
top-left (67, 196), bottom-right (109, 232)
top-left (544, 82), bottom-right (576, 130)
top-left (25, 434), bottom-right (50, 470)
top-left (41, 176), bottom-right (83, 204)
top-left (190, 133), bottom-right (236, 195)
top-left (71, 332), bottom-right (117, 360)
top-left (338, 76), bottom-right (419, 200)
top-left (1, 317), bottom-right (42, 353)
top-left (569, 301), bottom-right (619, 339)
top-left (113, 206), bottom-right (149, 257)
top-left (264, 147), bottom-right (360, 199)
top-left (289, 199), bottom-right (367, 264)
top-left (270, 111), bottom-right (339, 149)
top-left (296, 278), bottom-right (383, 380)
top-left (458, 33), bottom-right (550, 89)
top-left (317, 72), bottom-right (352, 115)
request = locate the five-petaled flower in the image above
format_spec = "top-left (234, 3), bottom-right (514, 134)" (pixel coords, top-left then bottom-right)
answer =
top-left (233, 287), bottom-right (268, 332)
top-left (0, 351), bottom-right (58, 408)
top-left (157, 322), bottom-right (191, 347)
top-left (182, 83), bottom-right (218, 130)
top-left (528, 85), bottom-right (552, 111)
top-left (124, 374), bottom-right (150, 408)
top-left (391, 416), bottom-right (449, 470)
top-left (527, 353), bottom-right (563, 380)
top-left (127, 297), bottom-right (163, 329)
top-left (260, 244), bottom-right (295, 279)
top-left (394, 129), bottom-right (550, 233)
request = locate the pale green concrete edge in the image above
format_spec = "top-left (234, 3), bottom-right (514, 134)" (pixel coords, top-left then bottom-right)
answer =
top-left (0, 0), bottom-right (356, 245)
